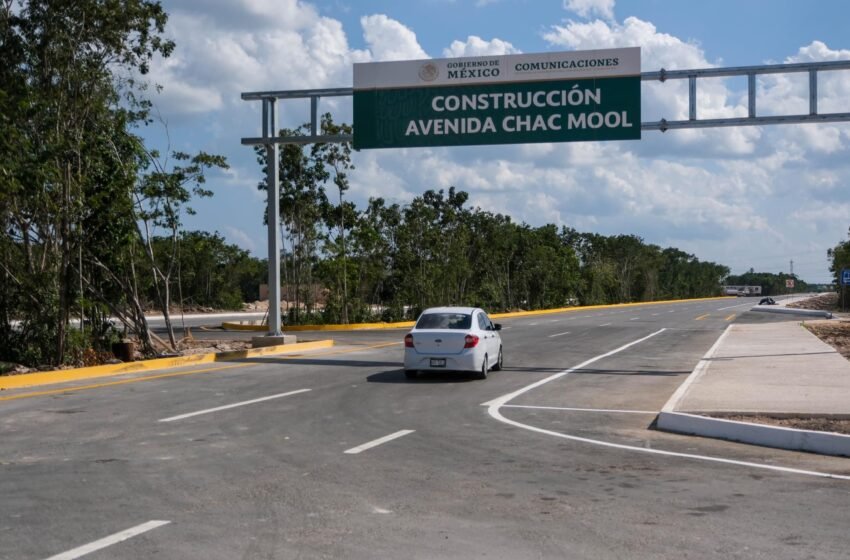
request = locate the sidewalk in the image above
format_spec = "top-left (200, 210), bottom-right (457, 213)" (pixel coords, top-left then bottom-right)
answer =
top-left (658, 320), bottom-right (850, 457)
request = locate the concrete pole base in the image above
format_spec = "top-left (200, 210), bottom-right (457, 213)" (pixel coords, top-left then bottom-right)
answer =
top-left (251, 334), bottom-right (297, 348)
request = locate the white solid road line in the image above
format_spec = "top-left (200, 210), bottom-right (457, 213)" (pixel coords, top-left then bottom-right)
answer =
top-left (482, 330), bottom-right (666, 409)
top-left (548, 331), bottom-right (571, 338)
top-left (599, 323), bottom-right (612, 327)
top-left (629, 317), bottom-right (640, 321)
top-left (44, 520), bottom-right (170, 560)
top-left (503, 405), bottom-right (657, 414)
top-left (345, 429), bottom-right (415, 454)
top-left (484, 328), bottom-right (850, 481)
top-left (159, 389), bottom-right (311, 422)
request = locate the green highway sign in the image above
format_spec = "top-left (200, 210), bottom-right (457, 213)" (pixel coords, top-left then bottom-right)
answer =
top-left (353, 47), bottom-right (640, 150)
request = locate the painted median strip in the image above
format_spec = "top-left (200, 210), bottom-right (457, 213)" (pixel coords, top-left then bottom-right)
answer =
top-left (159, 389), bottom-right (311, 422)
top-left (344, 430), bottom-right (415, 454)
top-left (44, 520), bottom-right (170, 560)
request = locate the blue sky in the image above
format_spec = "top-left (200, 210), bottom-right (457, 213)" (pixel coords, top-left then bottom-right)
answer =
top-left (145, 0), bottom-right (850, 283)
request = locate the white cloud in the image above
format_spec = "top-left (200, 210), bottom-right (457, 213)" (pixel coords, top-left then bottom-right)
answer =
top-left (145, 3), bottom-right (359, 117)
top-left (360, 14), bottom-right (428, 61)
top-left (544, 16), bottom-right (709, 70)
top-left (443, 36), bottom-right (520, 58)
top-left (563, 0), bottom-right (615, 20)
top-left (224, 226), bottom-right (258, 253)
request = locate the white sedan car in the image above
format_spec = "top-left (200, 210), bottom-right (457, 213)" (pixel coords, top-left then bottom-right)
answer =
top-left (403, 306), bottom-right (503, 380)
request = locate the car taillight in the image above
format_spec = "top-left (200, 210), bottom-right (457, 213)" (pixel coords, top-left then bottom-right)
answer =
top-left (404, 334), bottom-right (414, 348)
top-left (463, 334), bottom-right (479, 348)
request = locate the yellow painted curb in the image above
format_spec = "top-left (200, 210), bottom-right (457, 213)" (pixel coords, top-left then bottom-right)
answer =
top-left (284, 321), bottom-right (415, 332)
top-left (220, 296), bottom-right (734, 332)
top-left (489, 296), bottom-right (735, 320)
top-left (0, 339), bottom-right (334, 391)
top-left (221, 320), bottom-right (416, 332)
top-left (221, 322), bottom-right (268, 331)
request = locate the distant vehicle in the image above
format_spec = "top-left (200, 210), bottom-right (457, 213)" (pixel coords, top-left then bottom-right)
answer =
top-left (403, 306), bottom-right (502, 380)
top-left (724, 285), bottom-right (762, 297)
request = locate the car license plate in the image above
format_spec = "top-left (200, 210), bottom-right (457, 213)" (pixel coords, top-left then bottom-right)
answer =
top-left (430, 358), bottom-right (446, 367)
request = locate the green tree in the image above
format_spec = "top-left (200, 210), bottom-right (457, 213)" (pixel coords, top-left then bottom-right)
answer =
top-left (134, 149), bottom-right (228, 348)
top-left (1, 0), bottom-right (174, 364)
top-left (313, 114), bottom-right (354, 323)
top-left (828, 228), bottom-right (850, 309)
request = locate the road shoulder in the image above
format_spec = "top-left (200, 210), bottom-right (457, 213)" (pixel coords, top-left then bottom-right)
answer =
top-left (658, 320), bottom-right (850, 457)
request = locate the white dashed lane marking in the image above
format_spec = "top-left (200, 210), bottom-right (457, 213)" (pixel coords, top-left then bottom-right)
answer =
top-left (345, 430), bottom-right (415, 454)
top-left (44, 521), bottom-right (171, 560)
top-left (159, 389), bottom-right (311, 422)
top-left (548, 331), bottom-right (571, 338)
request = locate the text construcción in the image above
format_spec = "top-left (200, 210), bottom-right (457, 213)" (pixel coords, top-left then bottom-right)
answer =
top-left (353, 47), bottom-right (640, 149)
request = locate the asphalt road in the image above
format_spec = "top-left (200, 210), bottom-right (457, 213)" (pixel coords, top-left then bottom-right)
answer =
top-left (2, 298), bottom-right (849, 559)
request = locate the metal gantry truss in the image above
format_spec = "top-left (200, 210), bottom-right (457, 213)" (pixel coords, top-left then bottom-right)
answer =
top-left (642, 59), bottom-right (850, 131)
top-left (241, 59), bottom-right (850, 335)
top-left (242, 59), bottom-right (850, 146)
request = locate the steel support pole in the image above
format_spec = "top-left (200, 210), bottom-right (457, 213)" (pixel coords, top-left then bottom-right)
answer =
top-left (688, 76), bottom-right (697, 120)
top-left (747, 74), bottom-right (756, 118)
top-left (311, 96), bottom-right (319, 136)
top-left (263, 99), bottom-right (282, 336)
top-left (809, 69), bottom-right (818, 115)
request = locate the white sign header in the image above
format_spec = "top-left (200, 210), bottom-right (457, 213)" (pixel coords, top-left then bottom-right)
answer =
top-left (354, 47), bottom-right (640, 90)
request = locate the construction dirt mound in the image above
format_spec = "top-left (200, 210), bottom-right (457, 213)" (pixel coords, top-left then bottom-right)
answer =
top-left (786, 292), bottom-right (838, 311)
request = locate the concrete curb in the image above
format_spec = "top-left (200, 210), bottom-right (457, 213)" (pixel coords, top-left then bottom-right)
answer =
top-left (657, 323), bottom-right (850, 457)
top-left (0, 339), bottom-right (334, 391)
top-left (656, 411), bottom-right (850, 458)
top-left (750, 306), bottom-right (833, 319)
top-left (220, 296), bottom-right (736, 332)
top-left (222, 321), bottom-right (416, 332)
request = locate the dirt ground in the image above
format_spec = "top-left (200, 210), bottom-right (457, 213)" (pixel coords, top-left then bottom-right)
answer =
top-left (173, 338), bottom-right (252, 355)
top-left (720, 415), bottom-right (850, 436)
top-left (786, 292), bottom-right (839, 311)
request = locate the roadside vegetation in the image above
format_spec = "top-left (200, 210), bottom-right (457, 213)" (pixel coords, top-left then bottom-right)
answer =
top-left (828, 227), bottom-right (850, 311)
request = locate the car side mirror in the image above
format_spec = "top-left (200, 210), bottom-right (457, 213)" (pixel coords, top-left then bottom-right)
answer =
top-left (494, 323), bottom-right (502, 331)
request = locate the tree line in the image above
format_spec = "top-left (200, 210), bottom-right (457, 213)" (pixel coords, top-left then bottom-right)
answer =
top-left (724, 270), bottom-right (810, 296)
top-left (258, 124), bottom-right (731, 325)
top-left (829, 228), bottom-right (850, 308)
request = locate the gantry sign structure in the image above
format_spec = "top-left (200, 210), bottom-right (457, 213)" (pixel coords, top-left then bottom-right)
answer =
top-left (241, 47), bottom-right (850, 336)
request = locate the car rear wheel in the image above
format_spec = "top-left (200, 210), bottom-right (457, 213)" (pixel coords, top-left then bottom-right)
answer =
top-left (475, 355), bottom-right (488, 380)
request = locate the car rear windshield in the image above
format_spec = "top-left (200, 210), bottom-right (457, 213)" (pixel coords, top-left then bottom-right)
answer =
top-left (416, 313), bottom-right (472, 330)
